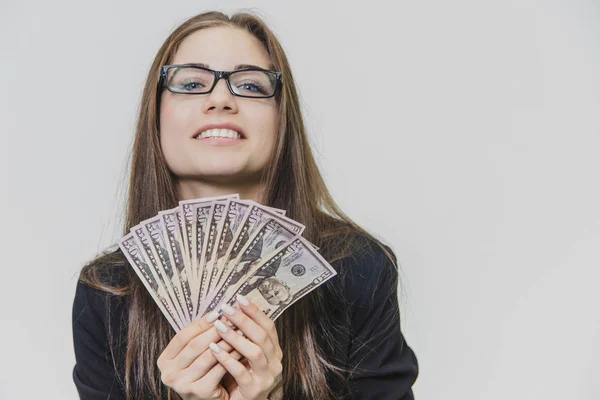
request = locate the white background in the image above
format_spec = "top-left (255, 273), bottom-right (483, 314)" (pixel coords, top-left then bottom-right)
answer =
top-left (1, 1), bottom-right (599, 399)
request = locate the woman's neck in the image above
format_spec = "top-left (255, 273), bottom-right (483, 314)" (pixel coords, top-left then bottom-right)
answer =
top-left (176, 178), bottom-right (265, 203)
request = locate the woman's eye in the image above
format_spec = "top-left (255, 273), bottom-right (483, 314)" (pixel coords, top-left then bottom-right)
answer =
top-left (183, 81), bottom-right (202, 90)
top-left (177, 79), bottom-right (206, 91)
top-left (238, 81), bottom-right (266, 94)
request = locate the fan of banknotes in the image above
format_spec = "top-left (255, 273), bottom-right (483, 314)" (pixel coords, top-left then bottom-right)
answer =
top-left (118, 194), bottom-right (337, 332)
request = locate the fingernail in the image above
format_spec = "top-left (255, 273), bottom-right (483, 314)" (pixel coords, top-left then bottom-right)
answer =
top-left (225, 320), bottom-right (233, 327)
top-left (209, 342), bottom-right (221, 353)
top-left (221, 304), bottom-right (236, 316)
top-left (214, 320), bottom-right (229, 334)
top-left (206, 311), bottom-right (220, 323)
top-left (236, 329), bottom-right (244, 337)
top-left (237, 294), bottom-right (250, 307)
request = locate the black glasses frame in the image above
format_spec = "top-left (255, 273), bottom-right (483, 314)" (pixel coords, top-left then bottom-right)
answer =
top-left (159, 64), bottom-right (283, 98)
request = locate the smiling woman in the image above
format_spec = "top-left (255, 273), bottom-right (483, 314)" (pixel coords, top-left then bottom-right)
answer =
top-left (159, 27), bottom-right (280, 190)
top-left (72, 10), bottom-right (418, 400)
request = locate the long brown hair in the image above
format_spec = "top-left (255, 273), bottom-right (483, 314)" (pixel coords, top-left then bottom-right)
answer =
top-left (80, 10), bottom-right (397, 399)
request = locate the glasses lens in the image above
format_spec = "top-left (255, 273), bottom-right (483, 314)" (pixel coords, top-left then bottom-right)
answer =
top-left (229, 70), bottom-right (277, 97)
top-left (167, 67), bottom-right (215, 93)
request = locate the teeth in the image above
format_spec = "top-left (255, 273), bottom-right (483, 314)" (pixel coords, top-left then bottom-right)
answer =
top-left (197, 129), bottom-right (242, 139)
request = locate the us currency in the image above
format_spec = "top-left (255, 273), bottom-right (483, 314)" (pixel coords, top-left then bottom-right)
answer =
top-left (140, 216), bottom-right (189, 326)
top-left (190, 203), bottom-right (214, 313)
top-left (196, 200), bottom-right (228, 315)
top-left (222, 236), bottom-right (337, 320)
top-left (131, 223), bottom-right (187, 325)
top-left (175, 207), bottom-right (194, 288)
top-left (180, 194), bottom-right (239, 287)
top-left (119, 233), bottom-right (182, 331)
top-left (178, 204), bottom-right (195, 287)
top-left (205, 217), bottom-right (300, 314)
top-left (213, 204), bottom-right (305, 294)
top-left (158, 209), bottom-right (194, 323)
top-left (205, 199), bottom-right (252, 300)
top-left (262, 205), bottom-right (286, 216)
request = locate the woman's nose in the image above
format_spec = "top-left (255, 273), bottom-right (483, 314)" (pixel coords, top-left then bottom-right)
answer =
top-left (204, 78), bottom-right (237, 111)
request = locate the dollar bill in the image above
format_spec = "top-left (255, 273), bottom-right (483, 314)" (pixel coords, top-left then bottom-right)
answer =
top-left (131, 223), bottom-right (187, 325)
top-left (158, 209), bottom-right (194, 323)
top-left (118, 195), bottom-right (335, 329)
top-left (222, 236), bottom-right (337, 320)
top-left (205, 199), bottom-right (252, 301)
top-left (118, 233), bottom-right (182, 331)
top-left (205, 217), bottom-right (300, 314)
top-left (175, 208), bottom-right (194, 290)
top-left (139, 216), bottom-right (190, 325)
top-left (262, 205), bottom-right (286, 216)
top-left (179, 194), bottom-right (240, 287)
top-left (196, 200), bottom-right (228, 315)
top-left (213, 203), bottom-right (305, 294)
top-left (191, 203), bottom-right (215, 314)
top-left (177, 204), bottom-right (195, 286)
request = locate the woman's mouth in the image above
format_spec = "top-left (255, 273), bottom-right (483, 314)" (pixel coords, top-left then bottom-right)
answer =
top-left (194, 128), bottom-right (244, 140)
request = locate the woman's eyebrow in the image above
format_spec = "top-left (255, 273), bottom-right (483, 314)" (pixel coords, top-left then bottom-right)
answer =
top-left (188, 62), bottom-right (275, 70)
top-left (233, 63), bottom-right (275, 70)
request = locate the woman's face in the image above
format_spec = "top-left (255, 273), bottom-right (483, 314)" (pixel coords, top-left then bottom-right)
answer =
top-left (159, 26), bottom-right (278, 184)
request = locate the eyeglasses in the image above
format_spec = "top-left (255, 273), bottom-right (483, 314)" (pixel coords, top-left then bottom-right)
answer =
top-left (159, 64), bottom-right (282, 98)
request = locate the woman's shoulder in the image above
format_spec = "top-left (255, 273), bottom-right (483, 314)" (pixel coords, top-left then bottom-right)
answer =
top-left (340, 235), bottom-right (398, 297)
top-left (322, 225), bottom-right (397, 277)
top-left (72, 248), bottom-right (130, 397)
top-left (78, 246), bottom-right (131, 289)
top-left (73, 247), bottom-right (131, 326)
top-left (317, 221), bottom-right (399, 305)
top-left (344, 233), bottom-right (396, 270)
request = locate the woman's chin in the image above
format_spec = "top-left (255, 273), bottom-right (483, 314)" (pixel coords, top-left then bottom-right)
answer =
top-left (191, 160), bottom-right (245, 175)
top-left (185, 166), bottom-right (262, 183)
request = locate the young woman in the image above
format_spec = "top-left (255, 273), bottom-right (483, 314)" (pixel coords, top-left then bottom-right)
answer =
top-left (72, 10), bottom-right (418, 400)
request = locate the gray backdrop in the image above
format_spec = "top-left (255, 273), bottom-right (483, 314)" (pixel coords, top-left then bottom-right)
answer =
top-left (1, 1), bottom-right (598, 399)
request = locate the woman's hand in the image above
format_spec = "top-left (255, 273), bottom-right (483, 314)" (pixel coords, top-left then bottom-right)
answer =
top-left (208, 294), bottom-right (283, 400)
top-left (157, 314), bottom-right (243, 400)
